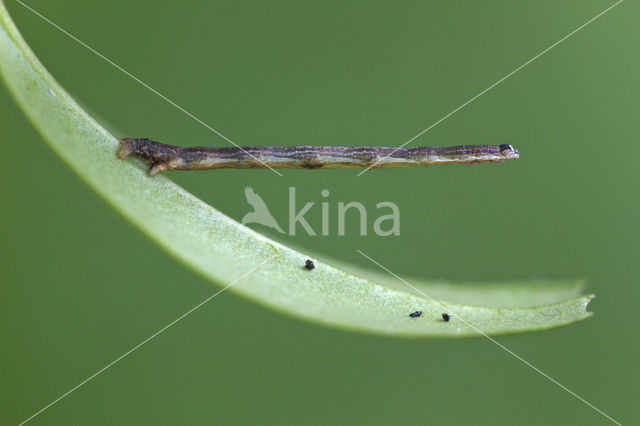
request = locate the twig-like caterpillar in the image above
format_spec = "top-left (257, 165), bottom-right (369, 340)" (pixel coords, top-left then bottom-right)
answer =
top-left (118, 138), bottom-right (519, 176)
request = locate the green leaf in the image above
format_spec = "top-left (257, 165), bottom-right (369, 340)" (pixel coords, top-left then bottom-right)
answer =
top-left (0, 1), bottom-right (593, 337)
top-left (309, 252), bottom-right (587, 308)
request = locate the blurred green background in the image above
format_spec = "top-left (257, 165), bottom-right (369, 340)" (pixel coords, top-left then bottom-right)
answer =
top-left (1, 0), bottom-right (637, 424)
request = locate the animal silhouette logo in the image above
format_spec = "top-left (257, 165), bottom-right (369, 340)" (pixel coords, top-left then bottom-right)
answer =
top-left (242, 186), bottom-right (285, 233)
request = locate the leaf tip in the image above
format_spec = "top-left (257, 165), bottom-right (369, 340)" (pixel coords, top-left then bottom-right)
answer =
top-left (584, 293), bottom-right (595, 313)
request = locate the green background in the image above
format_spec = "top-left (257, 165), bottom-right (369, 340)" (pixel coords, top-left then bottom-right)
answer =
top-left (1, 1), bottom-right (637, 424)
